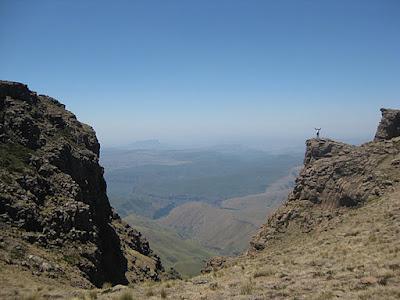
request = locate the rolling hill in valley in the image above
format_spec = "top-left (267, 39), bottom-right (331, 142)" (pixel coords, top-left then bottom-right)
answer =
top-left (158, 166), bottom-right (300, 255)
top-left (123, 213), bottom-right (216, 278)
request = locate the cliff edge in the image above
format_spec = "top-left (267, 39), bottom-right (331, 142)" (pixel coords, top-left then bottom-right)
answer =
top-left (250, 108), bottom-right (400, 252)
top-left (0, 81), bottom-right (163, 289)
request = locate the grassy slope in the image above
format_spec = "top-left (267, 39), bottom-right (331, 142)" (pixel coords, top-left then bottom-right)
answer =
top-left (123, 213), bottom-right (216, 278)
top-left (158, 201), bottom-right (258, 255)
top-left (107, 186), bottom-right (400, 300)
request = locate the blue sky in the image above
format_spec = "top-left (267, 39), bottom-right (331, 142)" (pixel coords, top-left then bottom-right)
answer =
top-left (1, 0), bottom-right (399, 147)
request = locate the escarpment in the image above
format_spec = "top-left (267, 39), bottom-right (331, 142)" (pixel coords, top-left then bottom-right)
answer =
top-left (0, 81), bottom-right (163, 287)
top-left (250, 108), bottom-right (400, 252)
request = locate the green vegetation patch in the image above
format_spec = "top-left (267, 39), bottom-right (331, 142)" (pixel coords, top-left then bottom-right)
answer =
top-left (62, 253), bottom-right (81, 265)
top-left (58, 127), bottom-right (74, 141)
top-left (124, 213), bottom-right (216, 277)
top-left (0, 143), bottom-right (33, 173)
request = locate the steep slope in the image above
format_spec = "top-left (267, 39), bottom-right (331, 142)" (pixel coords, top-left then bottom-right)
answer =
top-left (160, 201), bottom-right (256, 255)
top-left (0, 81), bottom-right (164, 294)
top-left (104, 108), bottom-right (400, 300)
top-left (251, 137), bottom-right (400, 252)
top-left (124, 213), bottom-right (216, 277)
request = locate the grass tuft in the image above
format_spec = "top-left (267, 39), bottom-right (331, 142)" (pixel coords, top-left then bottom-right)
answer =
top-left (118, 291), bottom-right (134, 300)
top-left (253, 267), bottom-right (276, 278)
top-left (240, 280), bottom-right (253, 295)
top-left (160, 288), bottom-right (167, 298)
top-left (23, 294), bottom-right (40, 300)
top-left (145, 289), bottom-right (154, 297)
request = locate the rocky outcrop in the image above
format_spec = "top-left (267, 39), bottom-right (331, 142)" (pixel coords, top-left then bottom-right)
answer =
top-left (303, 138), bottom-right (354, 165)
top-left (250, 109), bottom-right (400, 252)
top-left (374, 108), bottom-right (400, 141)
top-left (0, 81), bottom-right (163, 287)
top-left (201, 256), bottom-right (227, 274)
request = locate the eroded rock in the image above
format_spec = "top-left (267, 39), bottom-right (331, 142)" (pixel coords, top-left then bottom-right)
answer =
top-left (0, 80), bottom-right (164, 287)
top-left (374, 108), bottom-right (400, 141)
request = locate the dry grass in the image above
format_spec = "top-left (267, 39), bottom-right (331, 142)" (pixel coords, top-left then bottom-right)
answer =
top-left (313, 291), bottom-right (335, 300)
top-left (253, 267), bottom-right (276, 278)
top-left (239, 280), bottom-right (253, 295)
top-left (23, 294), bottom-right (40, 300)
top-left (86, 290), bottom-right (98, 300)
top-left (160, 288), bottom-right (167, 298)
top-left (145, 288), bottom-right (154, 297)
top-left (118, 291), bottom-right (134, 300)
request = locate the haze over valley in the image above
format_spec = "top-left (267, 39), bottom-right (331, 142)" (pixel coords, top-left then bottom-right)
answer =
top-left (102, 142), bottom-right (302, 275)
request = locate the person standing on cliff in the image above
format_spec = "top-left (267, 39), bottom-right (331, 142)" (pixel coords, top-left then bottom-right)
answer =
top-left (315, 128), bottom-right (321, 139)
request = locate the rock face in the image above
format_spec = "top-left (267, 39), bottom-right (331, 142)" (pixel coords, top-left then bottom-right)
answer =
top-left (250, 109), bottom-right (400, 252)
top-left (374, 108), bottom-right (400, 141)
top-left (0, 81), bottom-right (163, 287)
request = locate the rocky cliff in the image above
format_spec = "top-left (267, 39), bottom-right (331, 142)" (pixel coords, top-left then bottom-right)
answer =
top-left (250, 108), bottom-right (400, 252)
top-left (0, 81), bottom-right (164, 288)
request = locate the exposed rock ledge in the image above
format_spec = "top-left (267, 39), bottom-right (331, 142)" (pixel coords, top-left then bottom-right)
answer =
top-left (250, 108), bottom-right (400, 252)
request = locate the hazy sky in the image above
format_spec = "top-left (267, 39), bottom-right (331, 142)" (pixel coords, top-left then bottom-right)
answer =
top-left (1, 0), bottom-right (399, 147)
